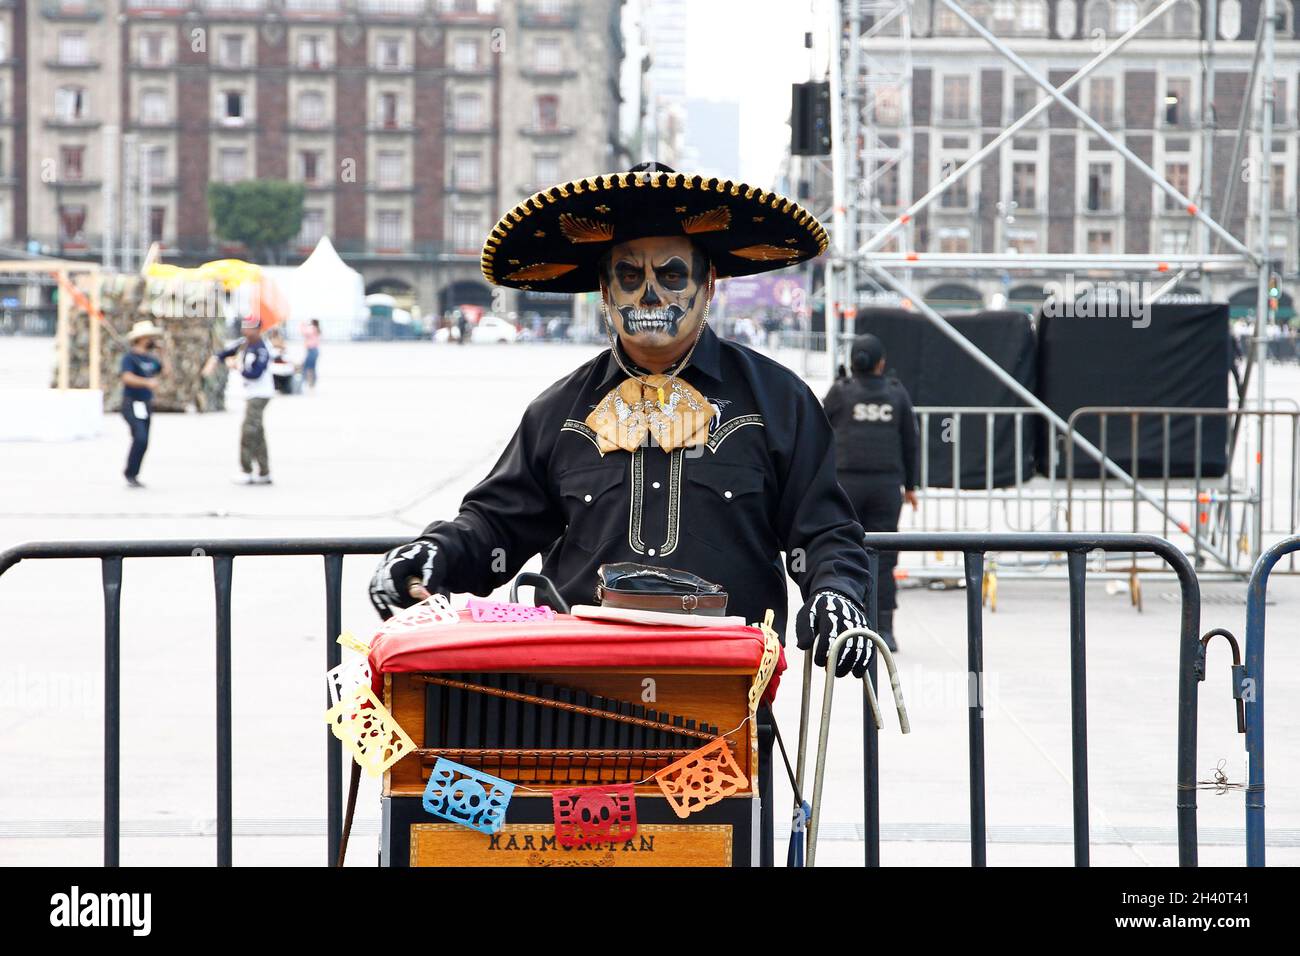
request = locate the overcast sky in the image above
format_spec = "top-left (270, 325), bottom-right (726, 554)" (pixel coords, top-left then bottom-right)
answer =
top-left (684, 0), bottom-right (826, 185)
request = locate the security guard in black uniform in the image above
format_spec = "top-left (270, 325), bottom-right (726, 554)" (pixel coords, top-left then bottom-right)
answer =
top-left (822, 334), bottom-right (919, 651)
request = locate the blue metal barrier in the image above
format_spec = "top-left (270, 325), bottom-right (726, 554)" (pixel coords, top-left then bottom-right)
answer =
top-left (1244, 534), bottom-right (1300, 866)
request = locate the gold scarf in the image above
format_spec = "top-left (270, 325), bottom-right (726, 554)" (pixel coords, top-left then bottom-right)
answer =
top-left (585, 375), bottom-right (716, 454)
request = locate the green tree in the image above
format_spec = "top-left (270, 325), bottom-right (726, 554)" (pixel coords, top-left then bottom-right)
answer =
top-left (207, 180), bottom-right (306, 264)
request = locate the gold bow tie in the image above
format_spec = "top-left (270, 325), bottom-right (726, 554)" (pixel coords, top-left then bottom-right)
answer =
top-left (585, 375), bottom-right (716, 454)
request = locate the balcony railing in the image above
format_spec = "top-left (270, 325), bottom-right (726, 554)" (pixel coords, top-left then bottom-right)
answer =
top-left (42, 0), bottom-right (105, 20)
top-left (519, 1), bottom-right (578, 28)
top-left (285, 0), bottom-right (342, 12)
top-left (519, 123), bottom-right (575, 137)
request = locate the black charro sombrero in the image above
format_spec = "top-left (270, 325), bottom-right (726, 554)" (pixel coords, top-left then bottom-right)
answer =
top-left (481, 162), bottom-right (828, 293)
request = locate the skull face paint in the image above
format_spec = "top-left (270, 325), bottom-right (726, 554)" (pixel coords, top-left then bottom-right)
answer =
top-left (600, 235), bottom-right (711, 351)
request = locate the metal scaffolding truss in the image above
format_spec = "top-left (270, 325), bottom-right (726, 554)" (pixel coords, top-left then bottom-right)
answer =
top-left (826, 0), bottom-right (1283, 571)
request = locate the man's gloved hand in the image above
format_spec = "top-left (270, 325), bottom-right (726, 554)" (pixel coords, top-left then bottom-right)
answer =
top-left (369, 541), bottom-right (444, 620)
top-left (795, 589), bottom-right (871, 678)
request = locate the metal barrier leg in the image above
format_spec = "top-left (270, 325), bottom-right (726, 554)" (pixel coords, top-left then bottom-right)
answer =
top-left (808, 629), bottom-right (909, 867)
top-left (963, 552), bottom-right (987, 866)
top-left (1067, 551), bottom-right (1091, 867)
top-left (213, 555), bottom-right (234, 867)
top-left (1243, 539), bottom-right (1293, 865)
top-left (324, 553), bottom-right (344, 867)
top-left (863, 549), bottom-right (880, 868)
top-left (758, 712), bottom-right (775, 867)
top-left (101, 556), bottom-right (122, 868)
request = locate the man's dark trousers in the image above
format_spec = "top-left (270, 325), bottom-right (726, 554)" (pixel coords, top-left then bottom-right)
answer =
top-left (839, 473), bottom-right (903, 612)
top-left (122, 403), bottom-right (151, 479)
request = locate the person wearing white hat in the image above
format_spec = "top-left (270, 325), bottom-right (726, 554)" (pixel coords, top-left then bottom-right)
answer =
top-left (119, 320), bottom-right (166, 488)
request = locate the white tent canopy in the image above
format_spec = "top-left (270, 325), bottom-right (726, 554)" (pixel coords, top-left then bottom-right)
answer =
top-left (263, 236), bottom-right (368, 341)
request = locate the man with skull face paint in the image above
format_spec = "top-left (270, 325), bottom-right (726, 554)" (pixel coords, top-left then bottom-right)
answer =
top-left (369, 164), bottom-right (876, 862)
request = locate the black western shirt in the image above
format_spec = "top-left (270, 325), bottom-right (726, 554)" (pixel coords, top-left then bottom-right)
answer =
top-left (418, 325), bottom-right (872, 637)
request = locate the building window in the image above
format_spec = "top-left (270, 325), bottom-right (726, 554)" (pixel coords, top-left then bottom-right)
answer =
top-left (0, 22), bottom-right (7, 61)
top-left (454, 92), bottom-right (483, 128)
top-left (938, 158), bottom-right (969, 207)
top-left (533, 94), bottom-right (559, 130)
top-left (1273, 79), bottom-right (1289, 126)
top-left (1012, 78), bottom-right (1039, 122)
top-left (452, 212), bottom-right (479, 251)
top-left (55, 87), bottom-right (87, 121)
top-left (377, 150), bottom-right (404, 188)
top-left (298, 34), bottom-right (327, 68)
top-left (1085, 0), bottom-right (1109, 33)
top-left (938, 227), bottom-right (971, 253)
top-left (1012, 161), bottom-right (1037, 209)
top-left (1272, 163), bottom-right (1287, 211)
top-left (1086, 229), bottom-right (1114, 254)
top-left (219, 34), bottom-right (245, 68)
top-left (1007, 229), bottom-right (1037, 254)
top-left (1161, 229), bottom-right (1190, 254)
top-left (59, 205), bottom-right (87, 247)
top-left (297, 89), bottom-right (326, 127)
top-left (220, 90), bottom-right (245, 123)
top-left (1056, 0), bottom-right (1077, 37)
top-left (453, 152), bottom-right (482, 188)
top-left (377, 210), bottom-right (403, 250)
top-left (1220, 0), bottom-right (1242, 40)
top-left (379, 92), bottom-right (401, 128)
top-left (874, 162), bottom-right (900, 207)
top-left (532, 151), bottom-right (559, 185)
top-left (1086, 163), bottom-right (1114, 211)
top-left (61, 146), bottom-right (85, 182)
top-left (1114, 0), bottom-right (1138, 31)
top-left (378, 36), bottom-right (404, 69)
top-left (1163, 162), bottom-right (1189, 209)
top-left (1165, 77), bottom-right (1191, 126)
top-left (453, 37), bottom-right (480, 70)
top-left (874, 85), bottom-right (901, 125)
top-left (299, 150), bottom-right (322, 185)
top-left (1167, 1), bottom-right (1198, 36)
top-left (138, 31), bottom-right (166, 66)
top-left (534, 37), bottom-right (562, 72)
top-left (1088, 77), bottom-right (1116, 125)
top-left (58, 31), bottom-right (89, 65)
top-left (218, 147), bottom-right (248, 183)
top-left (299, 209), bottom-right (325, 248)
top-left (993, 0), bottom-right (1015, 25)
top-left (942, 75), bottom-right (970, 121)
top-left (144, 146), bottom-right (166, 183)
top-left (140, 88), bottom-right (168, 124)
top-left (149, 206), bottom-right (165, 243)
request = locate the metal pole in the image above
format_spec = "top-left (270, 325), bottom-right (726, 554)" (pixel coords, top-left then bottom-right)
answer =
top-left (843, 0), bottom-right (861, 356)
top-left (828, 0), bottom-right (848, 374)
top-left (938, 0), bottom-right (1258, 265)
top-left (102, 125), bottom-right (117, 271)
top-left (1254, 0), bottom-right (1277, 426)
top-left (859, 0), bottom-right (1183, 257)
top-left (964, 552), bottom-right (987, 866)
top-left (101, 557), bottom-right (122, 867)
top-left (1200, 0), bottom-right (1217, 301)
top-left (868, 263), bottom-right (1235, 566)
top-left (1067, 551), bottom-right (1090, 867)
top-left (213, 555), bottom-right (234, 867)
top-left (324, 554), bottom-right (344, 866)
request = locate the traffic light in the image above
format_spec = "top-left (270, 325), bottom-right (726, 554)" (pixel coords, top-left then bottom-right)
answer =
top-left (791, 81), bottom-right (832, 156)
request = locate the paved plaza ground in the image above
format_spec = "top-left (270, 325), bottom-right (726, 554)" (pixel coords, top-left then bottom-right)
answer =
top-left (1, 335), bottom-right (1297, 866)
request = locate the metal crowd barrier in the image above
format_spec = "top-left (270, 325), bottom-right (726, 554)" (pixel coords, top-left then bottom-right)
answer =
top-left (810, 531), bottom-right (1206, 867)
top-left (0, 536), bottom-right (408, 867)
top-left (1066, 406), bottom-right (1300, 573)
top-left (0, 531), bottom-right (1239, 868)
top-left (901, 404), bottom-right (1300, 580)
top-left (1243, 534), bottom-right (1300, 866)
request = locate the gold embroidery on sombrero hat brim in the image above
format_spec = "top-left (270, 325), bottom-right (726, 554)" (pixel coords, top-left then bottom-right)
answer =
top-left (731, 243), bottom-right (804, 261)
top-left (502, 262), bottom-right (578, 282)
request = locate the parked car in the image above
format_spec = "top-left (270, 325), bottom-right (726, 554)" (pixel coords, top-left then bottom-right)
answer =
top-left (433, 314), bottom-right (518, 344)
